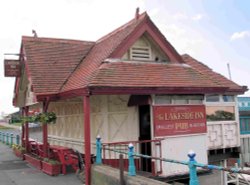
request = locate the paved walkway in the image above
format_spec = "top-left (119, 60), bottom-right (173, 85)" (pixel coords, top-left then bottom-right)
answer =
top-left (0, 142), bottom-right (83, 185)
top-left (0, 121), bottom-right (20, 129)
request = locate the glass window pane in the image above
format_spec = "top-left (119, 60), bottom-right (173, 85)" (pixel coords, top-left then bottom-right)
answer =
top-left (172, 99), bottom-right (188, 104)
top-left (206, 95), bottom-right (220, 102)
top-left (155, 95), bottom-right (171, 105)
top-left (223, 95), bottom-right (234, 102)
top-left (189, 99), bottom-right (203, 104)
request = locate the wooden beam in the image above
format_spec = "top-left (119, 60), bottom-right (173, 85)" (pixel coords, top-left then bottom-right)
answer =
top-left (42, 97), bottom-right (50, 158)
top-left (83, 95), bottom-right (91, 185)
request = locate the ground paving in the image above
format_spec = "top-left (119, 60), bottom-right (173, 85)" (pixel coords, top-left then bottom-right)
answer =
top-left (0, 128), bottom-right (83, 185)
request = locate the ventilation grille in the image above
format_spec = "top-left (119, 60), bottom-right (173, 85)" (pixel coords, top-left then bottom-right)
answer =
top-left (130, 47), bottom-right (151, 60)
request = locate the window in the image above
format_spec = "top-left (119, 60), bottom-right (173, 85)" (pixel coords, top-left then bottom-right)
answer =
top-left (130, 47), bottom-right (151, 60)
top-left (154, 95), bottom-right (203, 105)
top-left (223, 95), bottom-right (235, 102)
top-left (240, 117), bottom-right (250, 134)
top-left (154, 95), bottom-right (171, 104)
top-left (206, 94), bottom-right (220, 102)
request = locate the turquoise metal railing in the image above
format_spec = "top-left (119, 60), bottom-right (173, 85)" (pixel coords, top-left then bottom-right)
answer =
top-left (95, 136), bottom-right (250, 185)
top-left (0, 131), bottom-right (20, 146)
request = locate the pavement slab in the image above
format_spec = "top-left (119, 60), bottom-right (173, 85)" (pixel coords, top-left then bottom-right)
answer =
top-left (0, 142), bottom-right (83, 185)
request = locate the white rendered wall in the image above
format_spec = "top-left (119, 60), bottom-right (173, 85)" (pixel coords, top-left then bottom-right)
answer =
top-left (47, 95), bottom-right (139, 153)
top-left (160, 134), bottom-right (208, 176)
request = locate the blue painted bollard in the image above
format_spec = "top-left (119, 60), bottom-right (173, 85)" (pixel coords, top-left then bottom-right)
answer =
top-left (6, 133), bottom-right (9, 145)
top-left (3, 132), bottom-right (6, 143)
top-left (16, 135), bottom-right (20, 145)
top-left (188, 150), bottom-right (199, 185)
top-left (10, 133), bottom-right (14, 147)
top-left (128, 143), bottom-right (136, 176)
top-left (95, 135), bottom-right (102, 164)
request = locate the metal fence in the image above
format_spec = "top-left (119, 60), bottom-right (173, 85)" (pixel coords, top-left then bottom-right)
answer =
top-left (0, 131), bottom-right (21, 146)
top-left (95, 136), bottom-right (250, 185)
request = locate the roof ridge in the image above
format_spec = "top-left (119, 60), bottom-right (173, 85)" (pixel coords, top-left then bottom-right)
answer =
top-left (22, 36), bottom-right (95, 45)
top-left (97, 12), bottom-right (148, 43)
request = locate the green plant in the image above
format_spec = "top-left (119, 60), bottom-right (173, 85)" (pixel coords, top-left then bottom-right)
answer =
top-left (21, 112), bottom-right (57, 125)
top-left (43, 158), bottom-right (61, 165)
top-left (12, 144), bottom-right (26, 153)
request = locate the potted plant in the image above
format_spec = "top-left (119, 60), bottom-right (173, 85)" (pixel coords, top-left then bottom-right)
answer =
top-left (12, 144), bottom-right (26, 159)
top-left (42, 158), bottom-right (61, 176)
top-left (24, 153), bottom-right (42, 170)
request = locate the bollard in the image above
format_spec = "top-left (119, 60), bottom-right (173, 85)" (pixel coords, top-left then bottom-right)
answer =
top-left (3, 132), bottom-right (6, 143)
top-left (10, 133), bottom-right (14, 147)
top-left (0, 131), bottom-right (2, 142)
top-left (188, 150), bottom-right (199, 185)
top-left (128, 143), bottom-right (136, 176)
top-left (6, 133), bottom-right (9, 145)
top-left (16, 135), bottom-right (20, 145)
top-left (95, 135), bottom-right (102, 164)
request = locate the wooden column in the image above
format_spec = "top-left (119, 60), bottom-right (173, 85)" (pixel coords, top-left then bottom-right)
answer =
top-left (24, 106), bottom-right (29, 152)
top-left (83, 95), bottom-right (91, 185)
top-left (43, 98), bottom-right (50, 158)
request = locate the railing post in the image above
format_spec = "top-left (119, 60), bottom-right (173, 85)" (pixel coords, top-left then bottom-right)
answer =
top-left (2, 132), bottom-right (5, 143)
top-left (16, 134), bottom-right (20, 145)
top-left (6, 132), bottom-right (9, 145)
top-left (96, 135), bottom-right (102, 164)
top-left (10, 133), bottom-right (14, 147)
top-left (188, 150), bottom-right (199, 185)
top-left (128, 143), bottom-right (136, 176)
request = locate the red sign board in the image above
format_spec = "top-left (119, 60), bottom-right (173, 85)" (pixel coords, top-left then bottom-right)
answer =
top-left (153, 105), bottom-right (206, 137)
top-left (4, 59), bottom-right (21, 77)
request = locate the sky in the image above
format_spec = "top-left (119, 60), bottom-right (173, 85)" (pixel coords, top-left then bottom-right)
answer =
top-left (0, 0), bottom-right (250, 115)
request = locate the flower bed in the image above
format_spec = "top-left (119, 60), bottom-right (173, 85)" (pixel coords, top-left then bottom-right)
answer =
top-left (24, 154), bottom-right (42, 170)
top-left (42, 159), bottom-right (61, 176)
top-left (12, 144), bottom-right (25, 160)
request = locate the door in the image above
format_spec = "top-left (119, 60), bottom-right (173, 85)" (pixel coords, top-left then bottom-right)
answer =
top-left (139, 105), bottom-right (152, 172)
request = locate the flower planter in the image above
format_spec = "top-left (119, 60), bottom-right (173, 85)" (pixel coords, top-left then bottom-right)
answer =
top-left (24, 154), bottom-right (42, 170)
top-left (13, 148), bottom-right (25, 159)
top-left (42, 161), bottom-right (61, 176)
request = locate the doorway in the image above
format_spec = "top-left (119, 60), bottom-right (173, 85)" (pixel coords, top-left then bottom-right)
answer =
top-left (139, 105), bottom-right (152, 172)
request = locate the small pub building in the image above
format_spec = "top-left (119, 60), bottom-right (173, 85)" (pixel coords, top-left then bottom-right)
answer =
top-left (6, 10), bottom-right (247, 184)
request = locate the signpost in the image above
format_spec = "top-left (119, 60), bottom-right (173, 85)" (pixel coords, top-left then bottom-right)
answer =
top-left (153, 105), bottom-right (207, 137)
top-left (4, 59), bottom-right (21, 77)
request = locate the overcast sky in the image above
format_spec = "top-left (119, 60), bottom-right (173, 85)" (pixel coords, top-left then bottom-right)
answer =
top-left (0, 0), bottom-right (250, 115)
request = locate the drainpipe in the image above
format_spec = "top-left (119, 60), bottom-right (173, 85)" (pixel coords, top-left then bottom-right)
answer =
top-left (42, 97), bottom-right (50, 158)
top-left (83, 95), bottom-right (91, 185)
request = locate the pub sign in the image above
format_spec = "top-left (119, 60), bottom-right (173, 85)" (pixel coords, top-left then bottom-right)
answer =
top-left (153, 105), bottom-right (207, 137)
top-left (4, 59), bottom-right (21, 77)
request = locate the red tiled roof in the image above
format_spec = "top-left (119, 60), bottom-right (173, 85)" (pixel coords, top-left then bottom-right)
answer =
top-left (22, 36), bottom-right (94, 95)
top-left (182, 54), bottom-right (247, 93)
top-left (61, 13), bottom-right (149, 92)
top-left (88, 61), bottom-right (222, 88)
top-left (20, 12), bottom-right (247, 99)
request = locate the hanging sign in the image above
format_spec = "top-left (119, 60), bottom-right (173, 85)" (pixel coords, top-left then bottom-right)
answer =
top-left (4, 59), bottom-right (21, 77)
top-left (153, 105), bottom-right (206, 137)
